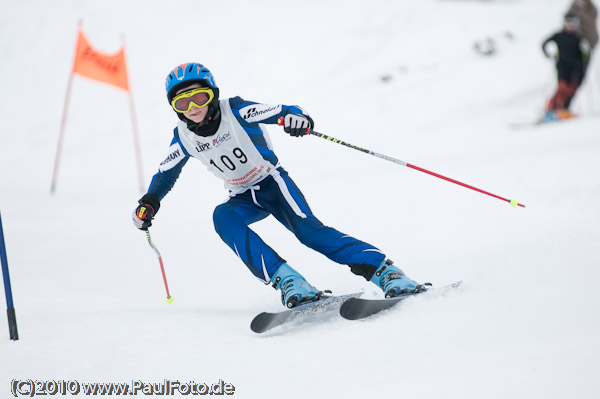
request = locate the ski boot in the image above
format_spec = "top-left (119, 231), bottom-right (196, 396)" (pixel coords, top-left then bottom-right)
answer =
top-left (542, 111), bottom-right (557, 123)
top-left (554, 108), bottom-right (576, 120)
top-left (271, 263), bottom-right (323, 308)
top-left (370, 259), bottom-right (429, 298)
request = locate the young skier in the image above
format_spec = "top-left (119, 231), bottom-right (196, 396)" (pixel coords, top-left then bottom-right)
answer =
top-left (542, 12), bottom-right (589, 120)
top-left (132, 63), bottom-right (426, 308)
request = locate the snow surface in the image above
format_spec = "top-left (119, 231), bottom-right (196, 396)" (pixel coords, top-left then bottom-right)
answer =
top-left (1, 0), bottom-right (600, 397)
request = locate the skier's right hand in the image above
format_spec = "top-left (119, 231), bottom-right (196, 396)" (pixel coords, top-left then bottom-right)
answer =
top-left (280, 114), bottom-right (314, 137)
top-left (132, 193), bottom-right (160, 230)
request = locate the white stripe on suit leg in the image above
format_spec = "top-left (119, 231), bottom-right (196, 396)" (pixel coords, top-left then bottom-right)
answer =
top-left (274, 174), bottom-right (307, 218)
top-left (261, 254), bottom-right (270, 283)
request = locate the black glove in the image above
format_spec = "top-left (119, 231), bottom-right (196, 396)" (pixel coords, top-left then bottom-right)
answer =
top-left (132, 193), bottom-right (160, 230)
top-left (283, 114), bottom-right (314, 137)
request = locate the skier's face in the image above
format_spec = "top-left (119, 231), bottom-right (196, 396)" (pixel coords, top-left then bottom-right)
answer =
top-left (564, 22), bottom-right (577, 33)
top-left (176, 83), bottom-right (210, 123)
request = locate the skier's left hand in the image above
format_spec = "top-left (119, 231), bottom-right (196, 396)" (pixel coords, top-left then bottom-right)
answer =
top-left (133, 205), bottom-right (154, 230)
top-left (132, 193), bottom-right (160, 230)
top-left (283, 114), bottom-right (313, 137)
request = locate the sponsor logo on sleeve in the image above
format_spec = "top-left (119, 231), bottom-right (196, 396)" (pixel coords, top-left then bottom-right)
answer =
top-left (240, 104), bottom-right (281, 122)
top-left (159, 142), bottom-right (184, 172)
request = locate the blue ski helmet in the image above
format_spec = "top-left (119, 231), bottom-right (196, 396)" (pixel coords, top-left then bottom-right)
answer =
top-left (165, 63), bottom-right (219, 103)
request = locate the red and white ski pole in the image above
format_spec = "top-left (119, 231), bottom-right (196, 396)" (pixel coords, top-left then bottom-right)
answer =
top-left (145, 229), bottom-right (174, 303)
top-left (278, 118), bottom-right (525, 208)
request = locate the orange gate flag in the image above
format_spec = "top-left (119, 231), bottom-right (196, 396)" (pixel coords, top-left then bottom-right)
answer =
top-left (72, 28), bottom-right (130, 91)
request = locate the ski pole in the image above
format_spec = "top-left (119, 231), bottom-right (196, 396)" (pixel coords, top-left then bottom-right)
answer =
top-left (145, 229), bottom-right (173, 303)
top-left (278, 118), bottom-right (525, 208)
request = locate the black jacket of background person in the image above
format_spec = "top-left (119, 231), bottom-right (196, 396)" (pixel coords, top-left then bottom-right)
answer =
top-left (542, 31), bottom-right (584, 80)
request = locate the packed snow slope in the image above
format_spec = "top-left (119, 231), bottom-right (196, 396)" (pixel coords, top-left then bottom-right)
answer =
top-left (1, 0), bottom-right (600, 398)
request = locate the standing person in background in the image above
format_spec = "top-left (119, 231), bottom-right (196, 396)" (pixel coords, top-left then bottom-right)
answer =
top-left (569, 0), bottom-right (598, 79)
top-left (569, 0), bottom-right (598, 58)
top-left (542, 13), bottom-right (589, 120)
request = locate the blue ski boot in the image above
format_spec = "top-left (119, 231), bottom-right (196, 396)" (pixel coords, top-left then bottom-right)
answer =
top-left (542, 110), bottom-right (559, 123)
top-left (271, 263), bottom-right (322, 308)
top-left (370, 259), bottom-right (427, 298)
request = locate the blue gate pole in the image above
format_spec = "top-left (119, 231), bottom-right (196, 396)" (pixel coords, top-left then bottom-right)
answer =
top-left (0, 211), bottom-right (19, 340)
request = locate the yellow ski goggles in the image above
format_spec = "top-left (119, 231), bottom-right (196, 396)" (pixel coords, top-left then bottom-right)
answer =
top-left (170, 87), bottom-right (215, 113)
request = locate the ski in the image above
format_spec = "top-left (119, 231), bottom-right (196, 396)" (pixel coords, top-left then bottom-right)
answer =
top-left (510, 120), bottom-right (545, 129)
top-left (339, 281), bottom-right (462, 321)
top-left (250, 292), bottom-right (362, 333)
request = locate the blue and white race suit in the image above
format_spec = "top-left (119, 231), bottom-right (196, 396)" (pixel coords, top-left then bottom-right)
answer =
top-left (147, 97), bottom-right (386, 283)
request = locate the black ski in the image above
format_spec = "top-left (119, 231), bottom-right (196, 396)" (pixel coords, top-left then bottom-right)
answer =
top-left (339, 281), bottom-right (462, 321)
top-left (251, 292), bottom-right (362, 333)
